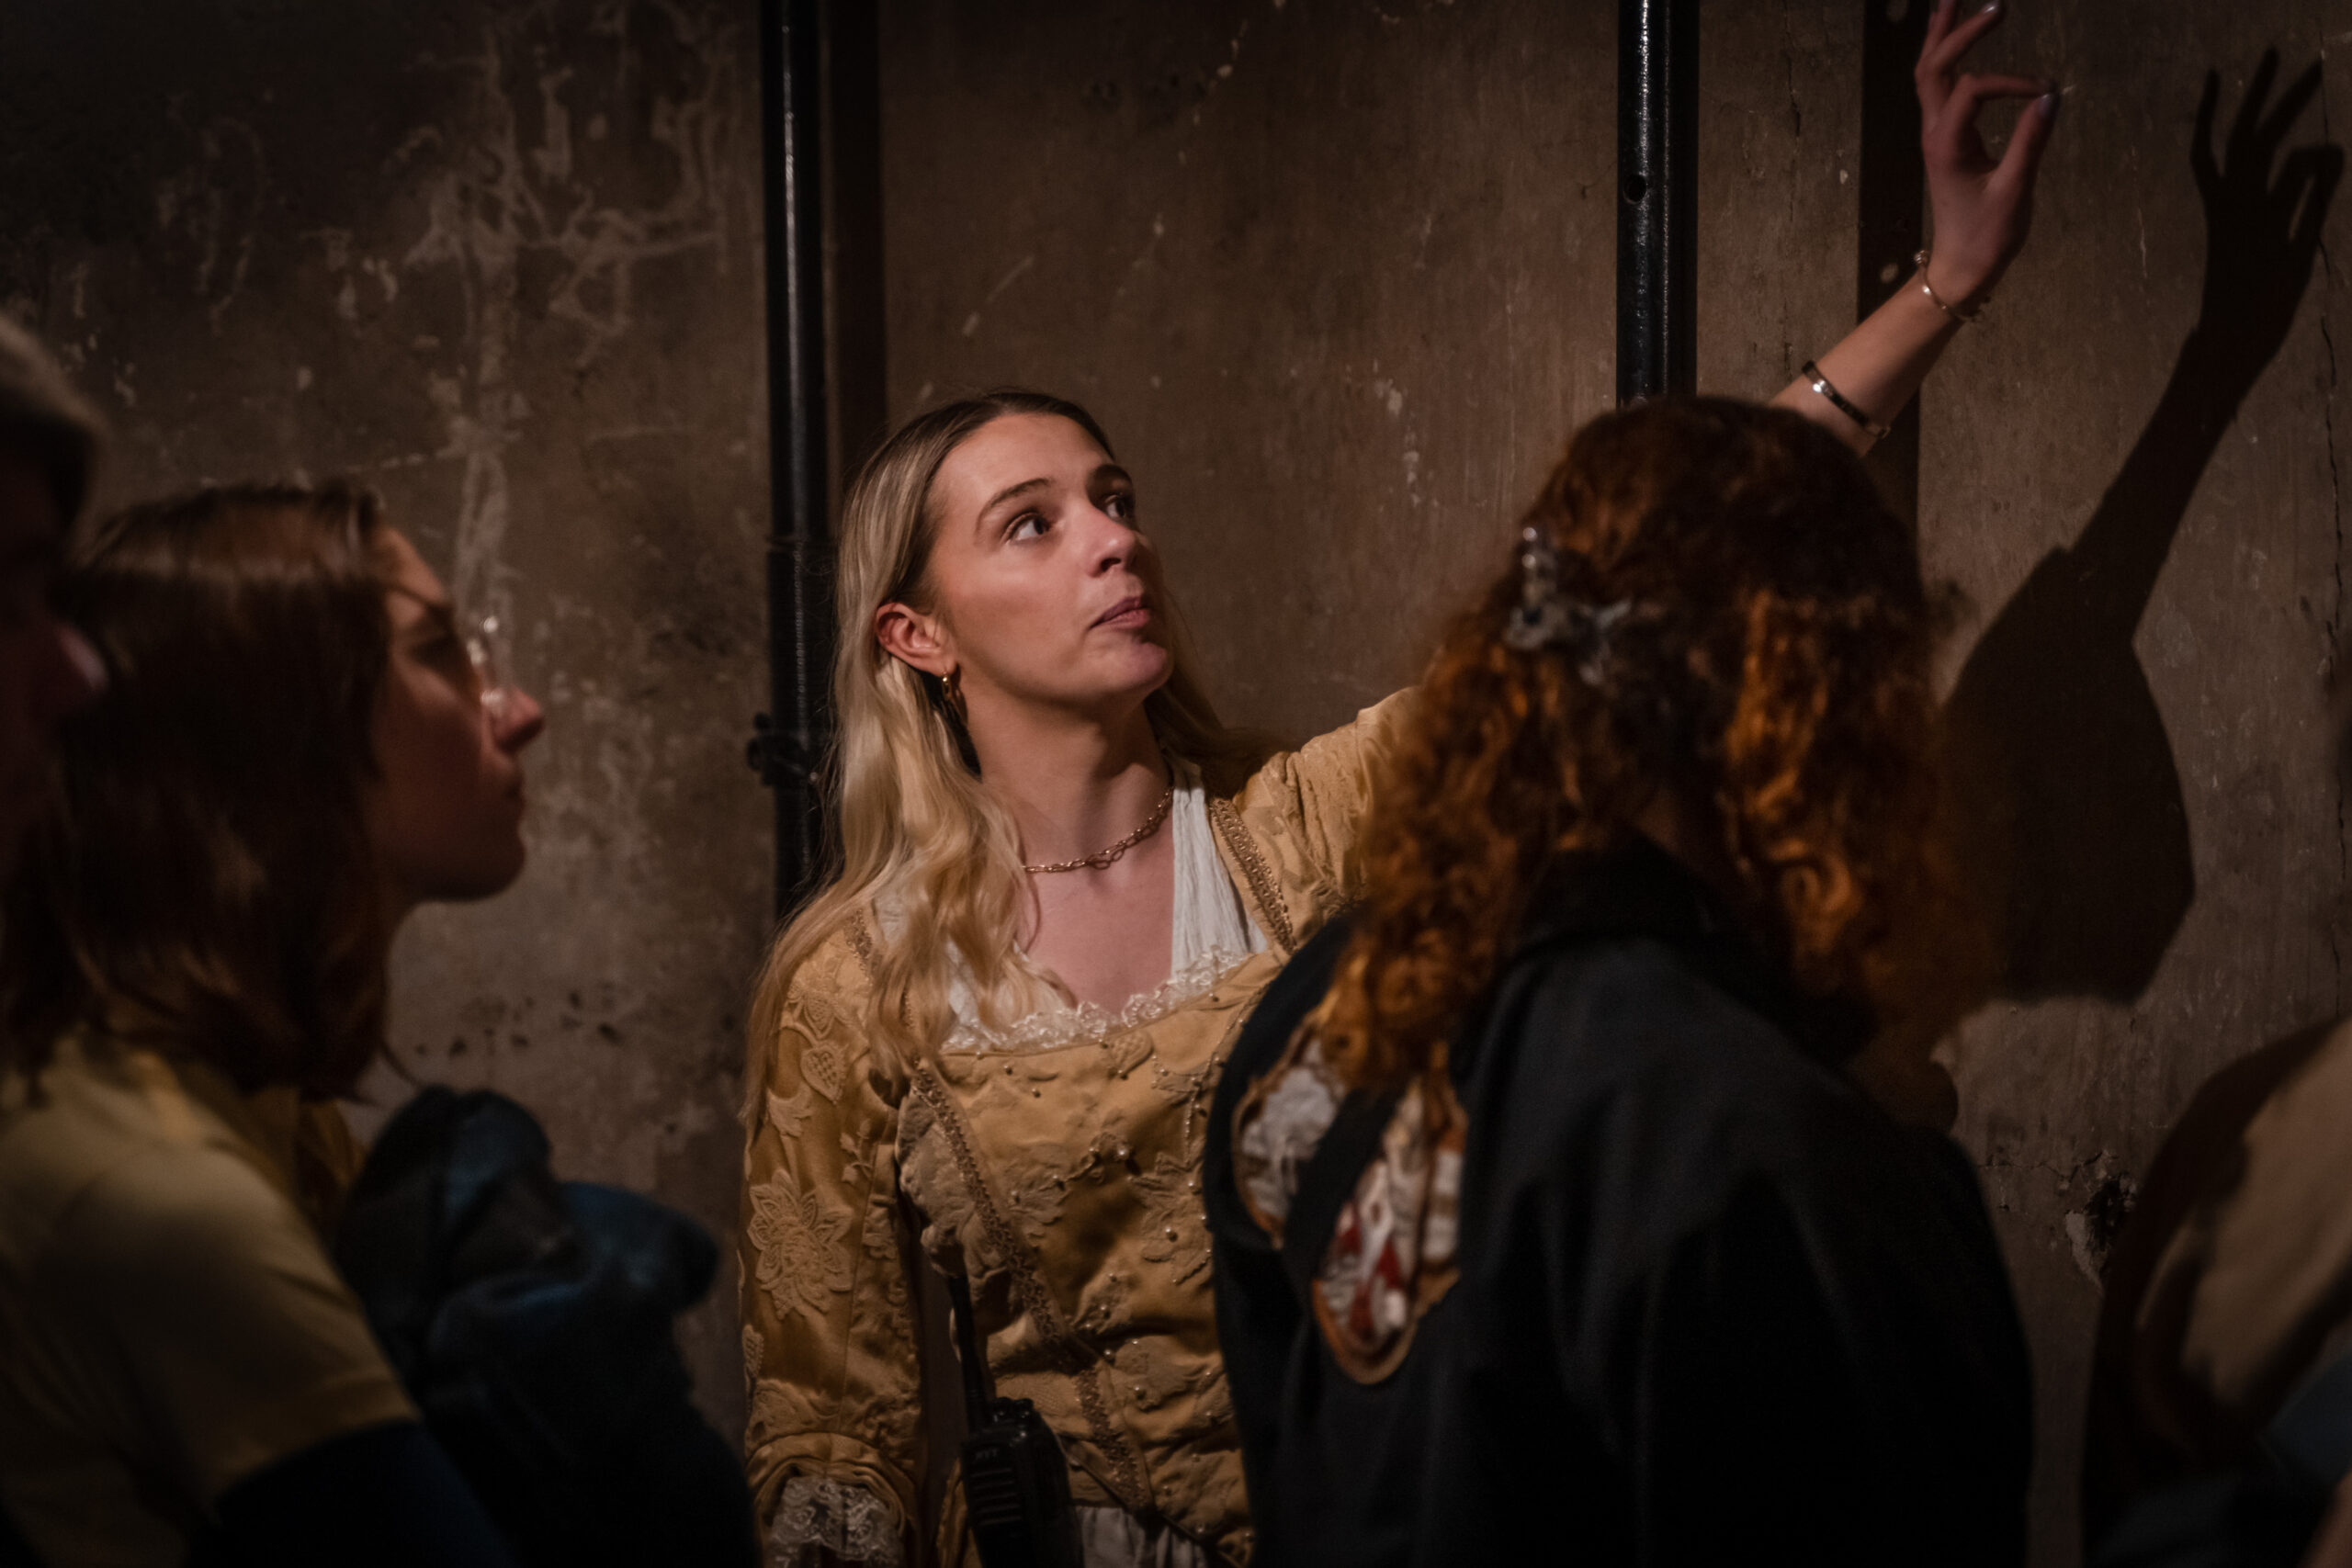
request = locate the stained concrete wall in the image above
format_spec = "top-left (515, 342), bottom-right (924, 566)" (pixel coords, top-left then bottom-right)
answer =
top-left (0, 0), bottom-right (772, 1438)
top-left (881, 0), bottom-right (1619, 737)
top-left (882, 2), bottom-right (2350, 1563)
top-left (5, 0), bottom-right (2345, 1562)
top-left (1928, 8), bottom-right (2346, 1562)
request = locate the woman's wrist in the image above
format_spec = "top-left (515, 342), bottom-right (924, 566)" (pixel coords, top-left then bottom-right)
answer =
top-left (1919, 248), bottom-right (2000, 317)
top-left (1875, 265), bottom-right (1966, 351)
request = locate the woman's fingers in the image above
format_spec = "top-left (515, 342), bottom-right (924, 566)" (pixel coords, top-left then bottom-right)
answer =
top-left (1921, 0), bottom-right (1953, 54)
top-left (1992, 89), bottom-right (2063, 191)
top-left (1924, 0), bottom-right (2007, 76)
top-left (1932, 73), bottom-right (2057, 162)
top-left (1918, 0), bottom-right (1960, 95)
top-left (1917, 0), bottom-right (2008, 118)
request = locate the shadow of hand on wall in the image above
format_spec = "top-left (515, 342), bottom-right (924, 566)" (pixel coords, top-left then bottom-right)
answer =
top-left (1942, 52), bottom-right (2340, 1004)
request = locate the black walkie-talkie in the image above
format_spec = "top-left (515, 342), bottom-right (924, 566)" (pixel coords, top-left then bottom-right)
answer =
top-left (944, 1271), bottom-right (1082, 1568)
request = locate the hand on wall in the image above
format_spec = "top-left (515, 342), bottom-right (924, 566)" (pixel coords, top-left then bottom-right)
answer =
top-left (1917, 0), bottom-right (2063, 309)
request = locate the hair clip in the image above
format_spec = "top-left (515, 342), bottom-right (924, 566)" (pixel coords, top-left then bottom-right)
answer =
top-left (1503, 525), bottom-right (1634, 688)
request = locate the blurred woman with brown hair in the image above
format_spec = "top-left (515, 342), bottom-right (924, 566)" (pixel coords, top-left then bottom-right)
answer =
top-left (0, 483), bottom-right (548, 1566)
top-left (1204, 397), bottom-right (2029, 1566)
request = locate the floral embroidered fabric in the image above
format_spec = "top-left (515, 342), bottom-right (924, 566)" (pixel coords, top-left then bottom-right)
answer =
top-left (1230, 1032), bottom-right (1346, 1231)
top-left (737, 694), bottom-right (1418, 1568)
top-left (1232, 1026), bottom-right (1466, 1383)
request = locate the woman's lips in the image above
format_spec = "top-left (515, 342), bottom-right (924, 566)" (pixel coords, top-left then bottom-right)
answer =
top-left (1093, 595), bottom-right (1151, 629)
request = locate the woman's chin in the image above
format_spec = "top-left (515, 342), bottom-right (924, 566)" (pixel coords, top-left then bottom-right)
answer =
top-left (1001, 648), bottom-right (1175, 724)
top-left (1134, 639), bottom-right (1177, 685)
top-left (1075, 646), bottom-right (1174, 705)
top-left (1119, 650), bottom-right (1177, 706)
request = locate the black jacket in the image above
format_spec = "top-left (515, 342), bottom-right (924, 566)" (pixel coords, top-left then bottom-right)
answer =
top-left (1204, 839), bottom-right (2032, 1567)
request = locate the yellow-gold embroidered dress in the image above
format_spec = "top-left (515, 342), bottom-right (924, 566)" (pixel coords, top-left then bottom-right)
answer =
top-left (740, 695), bottom-right (1409, 1567)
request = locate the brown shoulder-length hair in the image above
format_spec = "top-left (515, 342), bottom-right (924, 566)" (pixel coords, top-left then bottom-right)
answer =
top-left (1320, 396), bottom-right (1978, 1093)
top-left (0, 482), bottom-right (397, 1096)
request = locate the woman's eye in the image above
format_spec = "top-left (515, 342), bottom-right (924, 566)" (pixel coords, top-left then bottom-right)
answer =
top-left (1104, 492), bottom-right (1136, 522)
top-left (1007, 512), bottom-right (1048, 541)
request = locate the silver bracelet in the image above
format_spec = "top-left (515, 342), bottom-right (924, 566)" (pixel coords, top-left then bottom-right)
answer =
top-left (1801, 360), bottom-right (1891, 443)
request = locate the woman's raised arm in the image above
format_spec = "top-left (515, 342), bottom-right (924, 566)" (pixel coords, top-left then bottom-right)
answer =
top-left (1771, 0), bottom-right (2061, 453)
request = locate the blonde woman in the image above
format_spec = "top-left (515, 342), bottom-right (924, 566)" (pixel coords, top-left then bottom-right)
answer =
top-left (739, 10), bottom-right (2059, 1563)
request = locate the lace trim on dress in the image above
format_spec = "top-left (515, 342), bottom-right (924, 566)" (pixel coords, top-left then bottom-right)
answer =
top-left (767, 1475), bottom-right (904, 1568)
top-left (872, 760), bottom-right (1265, 1057)
top-left (1207, 794), bottom-right (1295, 952)
top-left (941, 942), bottom-right (1257, 1055)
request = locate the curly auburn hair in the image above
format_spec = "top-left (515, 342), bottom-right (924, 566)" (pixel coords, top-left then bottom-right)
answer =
top-left (1318, 396), bottom-right (1978, 1093)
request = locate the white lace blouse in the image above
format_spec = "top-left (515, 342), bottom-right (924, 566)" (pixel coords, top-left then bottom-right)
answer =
top-left (936, 762), bottom-right (1266, 1056)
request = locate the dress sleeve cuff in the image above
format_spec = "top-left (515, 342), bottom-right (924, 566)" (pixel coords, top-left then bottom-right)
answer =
top-left (767, 1474), bottom-right (907, 1567)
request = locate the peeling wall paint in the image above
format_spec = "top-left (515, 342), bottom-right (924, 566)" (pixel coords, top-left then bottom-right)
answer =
top-left (0, 0), bottom-right (770, 1438)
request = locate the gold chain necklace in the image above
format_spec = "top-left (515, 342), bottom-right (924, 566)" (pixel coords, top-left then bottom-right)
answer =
top-left (1022, 785), bottom-right (1175, 874)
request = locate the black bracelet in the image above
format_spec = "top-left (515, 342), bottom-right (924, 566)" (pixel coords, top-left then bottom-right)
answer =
top-left (1801, 360), bottom-right (1891, 443)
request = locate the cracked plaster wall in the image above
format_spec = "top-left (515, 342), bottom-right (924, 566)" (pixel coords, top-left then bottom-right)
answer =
top-left (883, 2), bottom-right (2352, 1563)
top-left (0, 0), bottom-right (770, 1438)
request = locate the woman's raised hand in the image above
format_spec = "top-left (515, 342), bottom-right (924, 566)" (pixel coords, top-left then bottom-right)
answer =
top-left (1768, 0), bottom-right (2064, 449)
top-left (1917, 0), bottom-right (2062, 309)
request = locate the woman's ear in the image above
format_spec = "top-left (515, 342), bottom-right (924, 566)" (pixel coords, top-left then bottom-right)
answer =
top-left (876, 601), bottom-right (955, 679)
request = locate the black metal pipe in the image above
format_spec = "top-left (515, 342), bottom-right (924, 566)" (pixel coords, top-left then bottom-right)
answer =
top-left (1617, 0), bottom-right (1699, 404)
top-left (1856, 0), bottom-right (1932, 529)
top-left (752, 0), bottom-right (834, 916)
top-left (827, 0), bottom-right (889, 492)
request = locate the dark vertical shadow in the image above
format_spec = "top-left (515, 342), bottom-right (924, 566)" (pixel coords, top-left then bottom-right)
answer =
top-left (1857, 0), bottom-right (1933, 530)
top-left (824, 0), bottom-right (888, 480)
top-left (1942, 53), bottom-right (2340, 1003)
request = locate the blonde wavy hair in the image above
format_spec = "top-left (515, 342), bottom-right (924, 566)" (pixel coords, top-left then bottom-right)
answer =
top-left (745, 390), bottom-right (1254, 1107)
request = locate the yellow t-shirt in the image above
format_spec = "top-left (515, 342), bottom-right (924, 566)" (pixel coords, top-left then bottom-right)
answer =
top-left (0, 1034), bottom-right (415, 1566)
